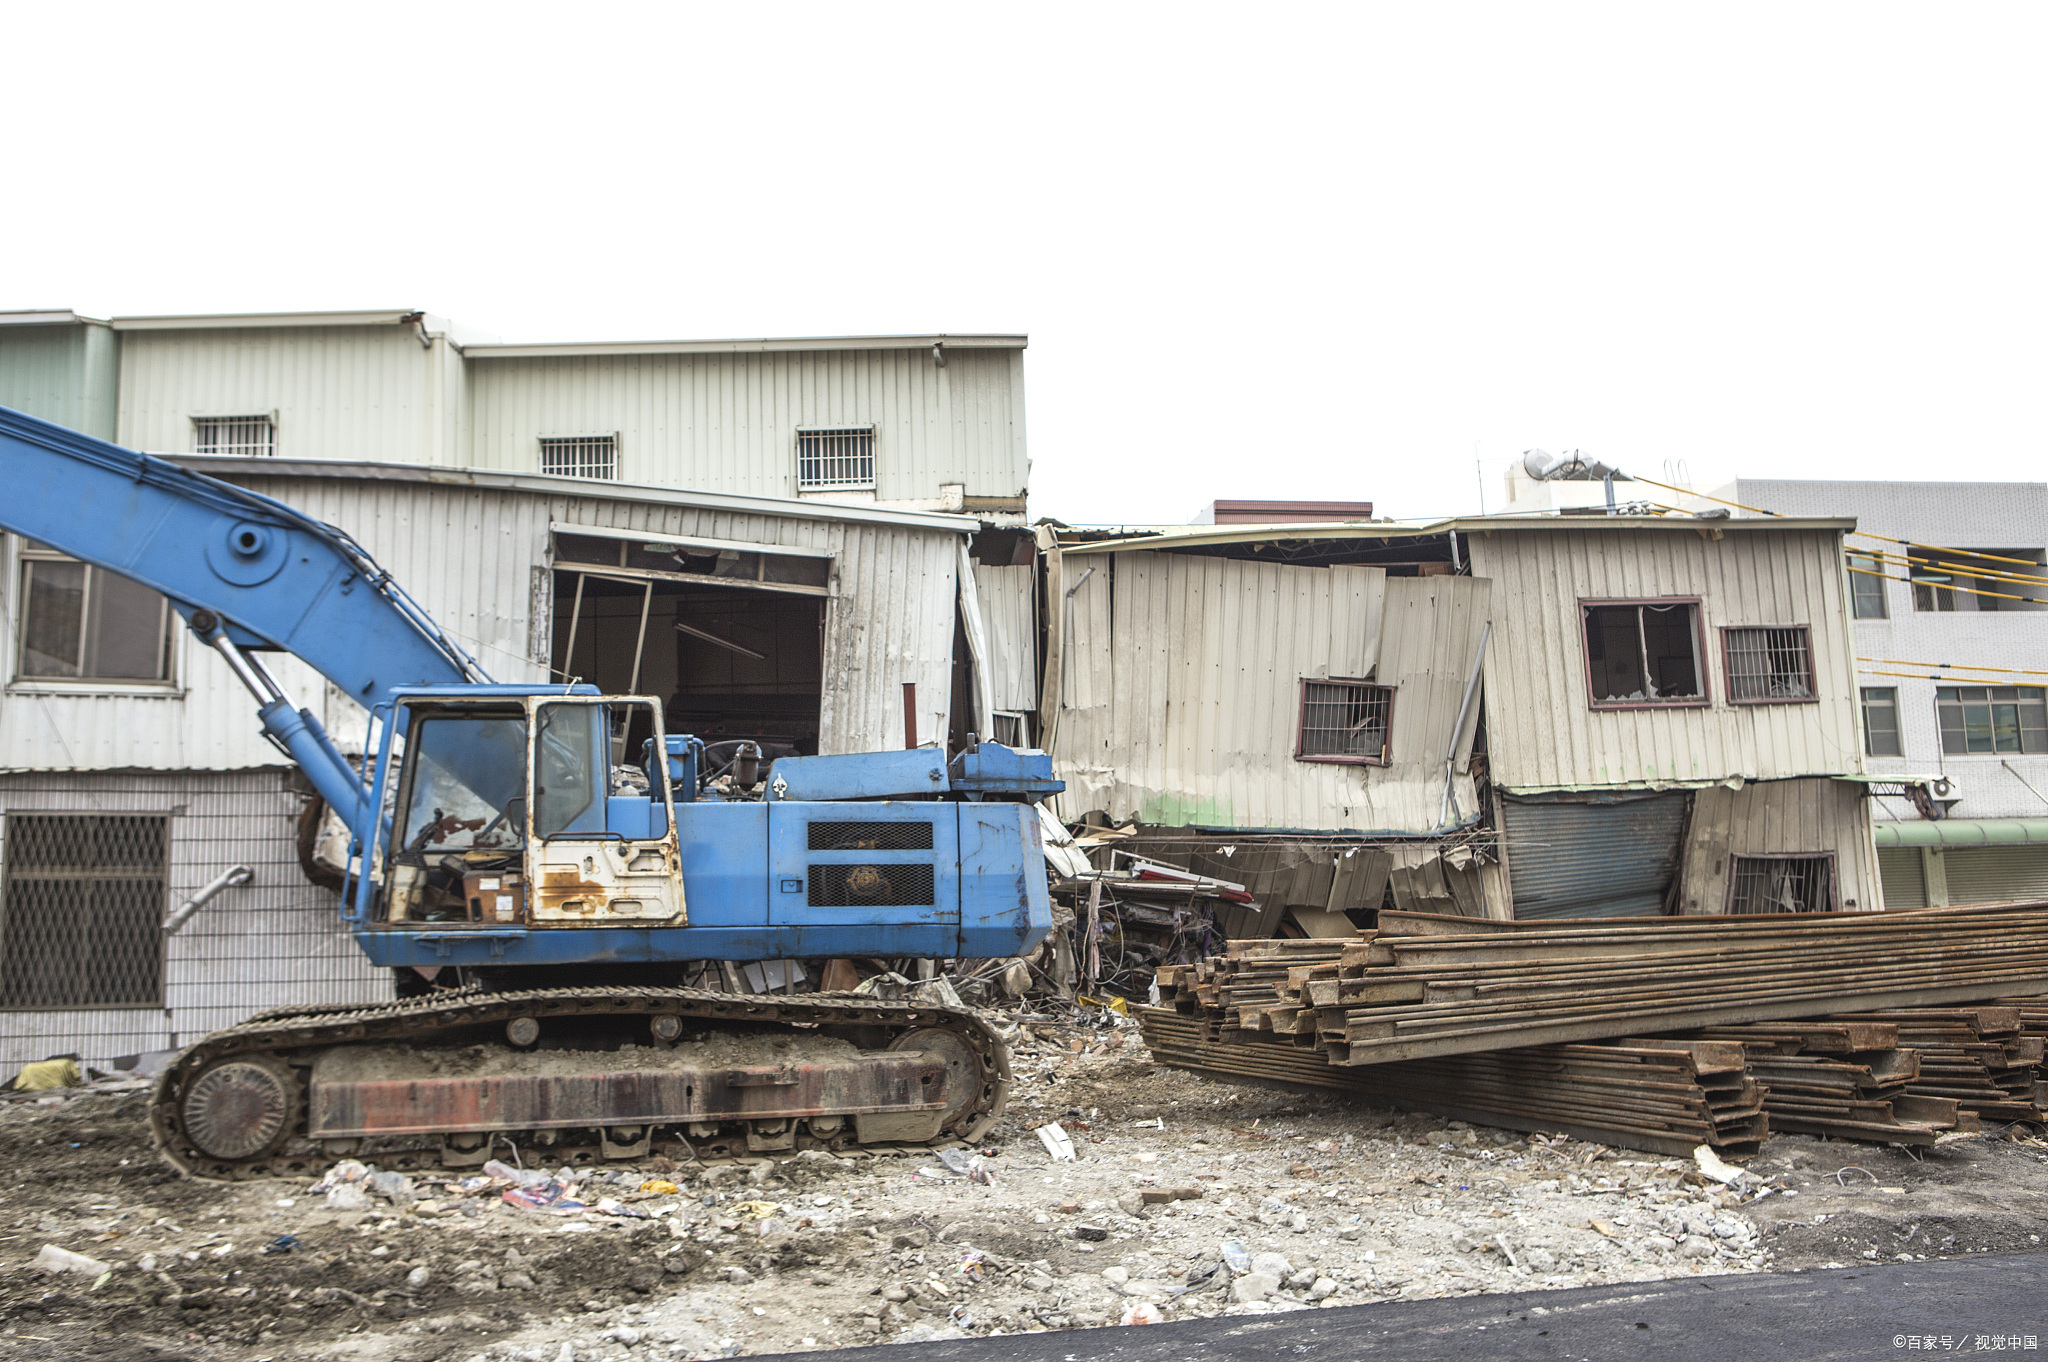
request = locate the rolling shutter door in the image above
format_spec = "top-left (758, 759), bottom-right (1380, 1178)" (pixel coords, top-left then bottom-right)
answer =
top-left (1876, 847), bottom-right (1927, 909)
top-left (1502, 792), bottom-right (1690, 920)
top-left (1942, 845), bottom-right (2048, 905)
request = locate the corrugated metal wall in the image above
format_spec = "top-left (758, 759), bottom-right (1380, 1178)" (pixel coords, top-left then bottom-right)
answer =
top-left (1465, 527), bottom-right (1863, 792)
top-left (116, 326), bottom-right (446, 462)
top-left (972, 564), bottom-right (1037, 713)
top-left (1674, 777), bottom-right (1882, 912)
top-left (0, 769), bottom-right (384, 1072)
top-left (0, 477), bottom-right (977, 770)
top-left (1053, 551), bottom-right (1489, 833)
top-left (466, 347), bottom-right (1027, 503)
top-left (0, 322), bottom-right (118, 440)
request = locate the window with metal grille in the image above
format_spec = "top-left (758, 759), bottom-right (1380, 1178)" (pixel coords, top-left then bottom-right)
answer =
top-left (1580, 600), bottom-right (1705, 706)
top-left (807, 863), bottom-right (936, 907)
top-left (1847, 553), bottom-right (1888, 619)
top-left (192, 415), bottom-right (275, 457)
top-left (807, 821), bottom-right (935, 852)
top-left (539, 436), bottom-right (617, 481)
top-left (0, 814), bottom-right (167, 1008)
top-left (796, 427), bottom-right (875, 491)
top-left (1861, 686), bottom-right (1902, 757)
top-left (1296, 679), bottom-right (1393, 764)
top-left (1937, 685), bottom-right (2048, 755)
top-left (16, 540), bottom-right (175, 683)
top-left (1724, 626), bottom-right (1815, 703)
top-left (1728, 854), bottom-right (1835, 913)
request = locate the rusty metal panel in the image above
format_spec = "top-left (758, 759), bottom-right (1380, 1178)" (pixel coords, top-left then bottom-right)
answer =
top-left (307, 1053), bottom-right (947, 1138)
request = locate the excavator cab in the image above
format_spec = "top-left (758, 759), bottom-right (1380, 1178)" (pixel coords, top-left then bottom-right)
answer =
top-left (371, 692), bottom-right (684, 931)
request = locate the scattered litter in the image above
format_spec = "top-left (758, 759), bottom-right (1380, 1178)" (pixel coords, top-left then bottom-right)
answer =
top-left (1120, 1302), bottom-right (1166, 1325)
top-left (730, 1200), bottom-right (782, 1221)
top-left (261, 1235), bottom-right (302, 1255)
top-left (502, 1181), bottom-right (588, 1215)
top-left (10, 1058), bottom-right (84, 1092)
top-left (1693, 1145), bottom-right (1755, 1188)
top-left (638, 1179), bottom-right (680, 1196)
top-left (1220, 1239), bottom-right (1252, 1274)
top-left (1035, 1122), bottom-right (1076, 1162)
top-left (35, 1245), bottom-right (109, 1276)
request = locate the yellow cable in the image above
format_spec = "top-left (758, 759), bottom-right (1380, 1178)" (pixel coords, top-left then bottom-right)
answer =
top-left (1858, 656), bottom-right (2048, 677)
top-left (1843, 563), bottom-right (2045, 606)
top-left (1859, 547), bottom-right (2048, 591)
top-left (1859, 668), bottom-right (2042, 687)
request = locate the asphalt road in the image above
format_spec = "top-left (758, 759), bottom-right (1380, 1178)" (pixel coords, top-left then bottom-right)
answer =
top-left (753, 1254), bottom-right (2048, 1361)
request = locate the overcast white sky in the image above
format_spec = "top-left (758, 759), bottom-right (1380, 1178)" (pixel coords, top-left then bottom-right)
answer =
top-left (8, 5), bottom-right (2044, 524)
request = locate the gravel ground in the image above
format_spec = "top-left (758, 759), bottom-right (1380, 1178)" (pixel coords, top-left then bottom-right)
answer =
top-left (2, 1017), bottom-right (2044, 1362)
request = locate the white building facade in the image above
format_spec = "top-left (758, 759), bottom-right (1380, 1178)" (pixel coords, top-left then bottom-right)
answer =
top-left (1737, 480), bottom-right (2048, 908)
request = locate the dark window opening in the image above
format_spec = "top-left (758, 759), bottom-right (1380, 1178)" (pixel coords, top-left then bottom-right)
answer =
top-left (1861, 687), bottom-right (1902, 757)
top-left (1296, 680), bottom-right (1393, 764)
top-left (1582, 601), bottom-right (1704, 705)
top-left (554, 570), bottom-right (824, 758)
top-left (0, 814), bottom-right (167, 1008)
top-left (1728, 854), bottom-right (1835, 913)
top-left (1725, 626), bottom-right (1815, 703)
top-left (1937, 685), bottom-right (2048, 755)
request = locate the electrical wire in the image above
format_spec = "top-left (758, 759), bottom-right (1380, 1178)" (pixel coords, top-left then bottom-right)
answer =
top-left (1859, 656), bottom-right (2048, 679)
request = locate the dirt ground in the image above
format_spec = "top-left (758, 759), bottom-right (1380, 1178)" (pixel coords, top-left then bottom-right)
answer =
top-left (4, 1016), bottom-right (2046, 1362)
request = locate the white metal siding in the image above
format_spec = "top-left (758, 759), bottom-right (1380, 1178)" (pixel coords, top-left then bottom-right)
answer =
top-left (1466, 528), bottom-right (1864, 792)
top-left (0, 322), bottom-right (118, 440)
top-left (0, 770), bottom-right (383, 1072)
top-left (1943, 845), bottom-right (2048, 904)
top-left (1053, 551), bottom-right (1487, 833)
top-left (1674, 777), bottom-right (1883, 913)
top-left (1878, 846), bottom-right (1927, 908)
top-left (972, 564), bottom-right (1037, 713)
top-left (116, 326), bottom-right (446, 464)
top-left (466, 348), bottom-right (1026, 503)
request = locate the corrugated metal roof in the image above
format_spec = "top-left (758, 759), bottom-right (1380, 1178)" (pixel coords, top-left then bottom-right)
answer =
top-left (1056, 515), bottom-right (1859, 555)
top-left (172, 456), bottom-right (981, 532)
top-left (464, 334), bottom-right (1027, 359)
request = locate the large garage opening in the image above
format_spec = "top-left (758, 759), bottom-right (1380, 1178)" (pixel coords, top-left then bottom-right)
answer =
top-left (550, 528), bottom-right (829, 762)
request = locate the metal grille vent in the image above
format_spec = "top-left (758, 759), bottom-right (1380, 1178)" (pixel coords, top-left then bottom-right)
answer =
top-left (1726, 627), bottom-right (1813, 701)
top-left (1729, 855), bottom-right (1833, 914)
top-left (1, 814), bottom-right (167, 1008)
top-left (1298, 681), bottom-right (1392, 761)
top-left (807, 821), bottom-right (935, 851)
top-left (796, 428), bottom-right (875, 491)
top-left (807, 864), bottom-right (936, 907)
top-left (193, 416), bottom-right (275, 457)
top-left (540, 436), bottom-right (618, 481)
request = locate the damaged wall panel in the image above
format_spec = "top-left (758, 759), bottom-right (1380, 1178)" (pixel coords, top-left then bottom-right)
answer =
top-left (1052, 551), bottom-right (1490, 835)
top-left (1676, 777), bottom-right (1882, 914)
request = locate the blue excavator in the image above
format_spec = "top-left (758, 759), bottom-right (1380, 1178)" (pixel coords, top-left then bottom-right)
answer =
top-left (0, 406), bottom-right (1060, 1178)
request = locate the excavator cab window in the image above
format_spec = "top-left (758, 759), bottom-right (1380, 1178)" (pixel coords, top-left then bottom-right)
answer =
top-left (385, 707), bottom-right (528, 924)
top-left (534, 702), bottom-right (606, 838)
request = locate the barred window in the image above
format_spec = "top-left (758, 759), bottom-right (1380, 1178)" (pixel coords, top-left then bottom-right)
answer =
top-left (796, 427), bottom-right (875, 491)
top-left (1728, 854), bottom-right (1834, 914)
top-left (193, 415), bottom-right (274, 457)
top-left (16, 541), bottom-right (175, 683)
top-left (1937, 685), bottom-right (2048, 755)
top-left (540, 436), bottom-right (617, 481)
top-left (1296, 679), bottom-right (1393, 764)
top-left (1860, 686), bottom-right (1901, 757)
top-left (0, 814), bottom-right (167, 1008)
top-left (1724, 626), bottom-right (1814, 703)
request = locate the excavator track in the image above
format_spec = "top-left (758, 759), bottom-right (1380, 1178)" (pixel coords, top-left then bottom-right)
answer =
top-left (150, 986), bottom-right (1012, 1181)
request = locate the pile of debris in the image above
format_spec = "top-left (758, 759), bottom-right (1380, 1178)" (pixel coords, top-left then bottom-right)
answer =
top-left (1141, 904), bottom-right (2048, 1158)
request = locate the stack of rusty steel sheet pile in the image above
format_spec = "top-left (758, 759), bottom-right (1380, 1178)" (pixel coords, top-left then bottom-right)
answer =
top-left (1679, 1021), bottom-right (1980, 1145)
top-left (1832, 1008), bottom-right (2048, 1124)
top-left (1140, 1002), bottom-right (1766, 1156)
top-left (1139, 902), bottom-right (2048, 1157)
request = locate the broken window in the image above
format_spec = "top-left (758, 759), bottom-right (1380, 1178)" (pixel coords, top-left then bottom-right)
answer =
top-left (1728, 854), bottom-right (1835, 913)
top-left (1724, 626), bottom-right (1814, 703)
top-left (1580, 601), bottom-right (1704, 706)
top-left (0, 814), bottom-right (167, 1008)
top-left (16, 540), bottom-right (175, 684)
top-left (1296, 680), bottom-right (1393, 764)
top-left (1860, 686), bottom-right (1902, 757)
top-left (1937, 685), bottom-right (2048, 755)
